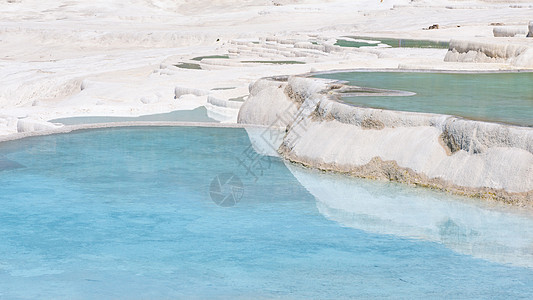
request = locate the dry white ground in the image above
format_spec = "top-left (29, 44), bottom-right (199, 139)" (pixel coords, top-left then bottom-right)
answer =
top-left (0, 0), bottom-right (532, 136)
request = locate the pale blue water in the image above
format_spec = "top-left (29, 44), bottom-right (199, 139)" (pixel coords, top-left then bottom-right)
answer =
top-left (50, 107), bottom-right (216, 125)
top-left (0, 127), bottom-right (532, 299)
top-left (315, 71), bottom-right (533, 127)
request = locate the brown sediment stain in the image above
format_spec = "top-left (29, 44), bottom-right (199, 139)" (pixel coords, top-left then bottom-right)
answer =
top-left (309, 106), bottom-right (323, 122)
top-left (284, 84), bottom-right (305, 104)
top-left (439, 129), bottom-right (461, 155)
top-left (278, 143), bottom-right (533, 208)
top-left (361, 118), bottom-right (385, 130)
top-left (327, 84), bottom-right (344, 91)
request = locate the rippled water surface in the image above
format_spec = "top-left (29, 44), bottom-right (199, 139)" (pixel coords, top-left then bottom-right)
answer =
top-left (0, 127), bottom-right (532, 299)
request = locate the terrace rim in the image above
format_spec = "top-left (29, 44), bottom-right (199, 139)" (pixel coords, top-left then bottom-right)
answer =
top-left (0, 122), bottom-right (270, 144)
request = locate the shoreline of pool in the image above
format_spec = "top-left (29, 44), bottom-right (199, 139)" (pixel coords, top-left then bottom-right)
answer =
top-left (3, 68), bottom-right (532, 208)
top-left (0, 121), bottom-right (270, 144)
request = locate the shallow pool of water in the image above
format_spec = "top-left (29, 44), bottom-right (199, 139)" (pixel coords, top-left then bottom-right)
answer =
top-left (192, 55), bottom-right (230, 61)
top-left (337, 37), bottom-right (449, 49)
top-left (315, 71), bottom-right (533, 126)
top-left (50, 107), bottom-right (216, 125)
top-left (0, 127), bottom-right (532, 299)
top-left (174, 62), bottom-right (202, 70)
top-left (241, 60), bottom-right (305, 65)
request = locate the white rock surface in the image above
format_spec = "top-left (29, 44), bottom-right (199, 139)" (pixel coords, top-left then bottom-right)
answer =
top-left (17, 118), bottom-right (62, 133)
top-left (1, 0), bottom-right (533, 201)
top-left (286, 119), bottom-right (533, 193)
top-left (175, 86), bottom-right (210, 98)
top-left (493, 27), bottom-right (527, 37)
top-left (238, 80), bottom-right (298, 128)
top-left (2, 0), bottom-right (533, 137)
top-left (445, 39), bottom-right (533, 68)
top-left (238, 76), bottom-right (533, 198)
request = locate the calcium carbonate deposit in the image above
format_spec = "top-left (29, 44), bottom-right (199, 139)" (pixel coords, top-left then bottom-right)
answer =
top-left (2, 1), bottom-right (533, 299)
top-left (238, 75), bottom-right (533, 205)
top-left (1, 0), bottom-right (533, 205)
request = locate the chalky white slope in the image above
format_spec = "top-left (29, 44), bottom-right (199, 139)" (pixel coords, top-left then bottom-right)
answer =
top-left (1, 0), bottom-right (533, 135)
top-left (238, 76), bottom-right (533, 205)
top-left (1, 1), bottom-right (533, 205)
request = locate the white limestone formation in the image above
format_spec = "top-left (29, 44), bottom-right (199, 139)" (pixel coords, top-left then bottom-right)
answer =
top-left (207, 95), bottom-right (243, 110)
top-left (1, 0), bottom-right (533, 205)
top-left (238, 76), bottom-right (533, 205)
top-left (493, 27), bottom-right (527, 37)
top-left (174, 86), bottom-right (210, 98)
top-left (445, 39), bottom-right (533, 68)
top-left (17, 118), bottom-right (62, 133)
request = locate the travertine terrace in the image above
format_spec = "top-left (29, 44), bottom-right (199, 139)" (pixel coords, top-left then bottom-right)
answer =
top-left (1, 0), bottom-right (532, 205)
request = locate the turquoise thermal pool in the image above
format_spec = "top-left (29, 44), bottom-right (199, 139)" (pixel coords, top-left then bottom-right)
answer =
top-left (315, 71), bottom-right (533, 127)
top-left (0, 126), bottom-right (532, 298)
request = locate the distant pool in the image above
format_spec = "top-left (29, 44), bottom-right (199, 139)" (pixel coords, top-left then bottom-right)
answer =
top-left (315, 71), bottom-right (533, 127)
top-left (335, 37), bottom-right (449, 49)
top-left (0, 127), bottom-right (532, 298)
top-left (50, 107), bottom-right (216, 125)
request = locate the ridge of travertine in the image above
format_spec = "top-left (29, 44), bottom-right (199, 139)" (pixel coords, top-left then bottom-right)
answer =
top-left (238, 75), bottom-right (533, 206)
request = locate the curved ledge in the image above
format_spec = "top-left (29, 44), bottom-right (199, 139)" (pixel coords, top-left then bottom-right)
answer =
top-left (0, 121), bottom-right (267, 144)
top-left (237, 73), bottom-right (533, 206)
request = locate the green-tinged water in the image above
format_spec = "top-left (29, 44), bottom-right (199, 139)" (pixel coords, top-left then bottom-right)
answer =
top-left (336, 37), bottom-right (449, 49)
top-left (315, 71), bottom-right (533, 126)
top-left (335, 39), bottom-right (378, 48)
top-left (228, 96), bottom-right (247, 102)
top-left (241, 60), bottom-right (305, 65)
top-left (174, 62), bottom-right (202, 70)
top-left (192, 55), bottom-right (230, 61)
top-left (211, 87), bottom-right (236, 91)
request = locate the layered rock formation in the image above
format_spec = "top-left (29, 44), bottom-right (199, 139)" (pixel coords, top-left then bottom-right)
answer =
top-left (238, 75), bottom-right (533, 206)
top-left (444, 38), bottom-right (533, 68)
top-left (493, 27), bottom-right (527, 37)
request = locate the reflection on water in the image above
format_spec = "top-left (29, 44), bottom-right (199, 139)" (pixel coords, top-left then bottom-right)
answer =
top-left (50, 107), bottom-right (216, 125)
top-left (286, 163), bottom-right (533, 268)
top-left (0, 127), bottom-right (531, 298)
top-left (0, 156), bottom-right (25, 171)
